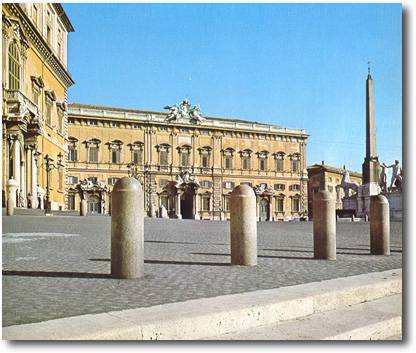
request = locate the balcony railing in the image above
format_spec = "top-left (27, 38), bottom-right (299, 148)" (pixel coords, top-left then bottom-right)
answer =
top-left (4, 89), bottom-right (39, 117)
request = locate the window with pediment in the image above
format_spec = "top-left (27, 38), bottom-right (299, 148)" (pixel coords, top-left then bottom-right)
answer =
top-left (223, 148), bottom-right (234, 169)
top-left (68, 137), bottom-right (78, 161)
top-left (199, 146), bottom-right (212, 168)
top-left (86, 138), bottom-right (101, 163)
top-left (178, 145), bottom-right (192, 167)
top-left (157, 143), bottom-right (170, 166)
top-left (291, 194), bottom-right (301, 212)
top-left (276, 194), bottom-right (285, 212)
top-left (108, 140), bottom-right (123, 164)
top-left (240, 149), bottom-right (252, 170)
top-left (257, 151), bottom-right (269, 171)
top-left (291, 153), bottom-right (301, 173)
top-left (274, 152), bottom-right (285, 172)
top-left (129, 141), bottom-right (144, 165)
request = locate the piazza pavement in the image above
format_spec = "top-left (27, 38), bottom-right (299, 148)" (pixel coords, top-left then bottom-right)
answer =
top-left (2, 215), bottom-right (402, 327)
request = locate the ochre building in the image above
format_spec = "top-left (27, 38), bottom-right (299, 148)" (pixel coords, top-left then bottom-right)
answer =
top-left (67, 100), bottom-right (309, 221)
top-left (2, 3), bottom-right (74, 210)
top-left (307, 163), bottom-right (362, 218)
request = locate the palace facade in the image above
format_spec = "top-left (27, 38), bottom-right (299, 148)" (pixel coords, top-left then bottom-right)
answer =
top-left (307, 163), bottom-right (362, 218)
top-left (2, 3), bottom-right (74, 210)
top-left (67, 100), bottom-right (309, 221)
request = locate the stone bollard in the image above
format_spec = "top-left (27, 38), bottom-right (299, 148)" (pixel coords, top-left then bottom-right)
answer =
top-left (6, 179), bottom-right (19, 216)
top-left (80, 199), bottom-right (88, 216)
top-left (111, 177), bottom-right (144, 279)
top-left (370, 195), bottom-right (390, 255)
top-left (230, 184), bottom-right (257, 266)
top-left (313, 190), bottom-right (336, 260)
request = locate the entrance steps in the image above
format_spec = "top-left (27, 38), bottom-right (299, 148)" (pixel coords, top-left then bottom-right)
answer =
top-left (3, 269), bottom-right (401, 340)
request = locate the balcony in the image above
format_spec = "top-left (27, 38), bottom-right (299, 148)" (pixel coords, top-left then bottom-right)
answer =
top-left (3, 89), bottom-right (42, 132)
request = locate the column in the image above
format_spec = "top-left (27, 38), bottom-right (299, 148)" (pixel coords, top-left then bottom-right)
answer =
top-left (268, 196), bottom-right (274, 221)
top-left (175, 191), bottom-right (182, 219)
top-left (193, 192), bottom-right (200, 220)
top-left (32, 150), bottom-right (38, 197)
top-left (13, 139), bottom-right (21, 197)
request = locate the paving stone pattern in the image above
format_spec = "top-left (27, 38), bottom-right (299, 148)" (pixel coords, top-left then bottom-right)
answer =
top-left (2, 216), bottom-right (402, 327)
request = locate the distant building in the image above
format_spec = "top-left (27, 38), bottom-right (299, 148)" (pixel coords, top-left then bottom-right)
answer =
top-left (67, 101), bottom-right (309, 221)
top-left (307, 163), bottom-right (362, 218)
top-left (2, 3), bottom-right (74, 210)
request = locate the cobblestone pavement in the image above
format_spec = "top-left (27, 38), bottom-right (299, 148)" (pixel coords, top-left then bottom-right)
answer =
top-left (2, 216), bottom-right (402, 327)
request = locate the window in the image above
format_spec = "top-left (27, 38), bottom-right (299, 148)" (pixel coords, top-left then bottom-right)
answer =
top-left (223, 181), bottom-right (235, 189)
top-left (259, 158), bottom-right (267, 171)
top-left (58, 111), bottom-right (64, 134)
top-left (275, 153), bottom-right (285, 172)
top-left (68, 118), bottom-right (75, 124)
top-left (160, 150), bottom-right (168, 165)
top-left (200, 180), bottom-right (212, 188)
top-left (32, 5), bottom-right (39, 26)
top-left (223, 131), bottom-right (232, 137)
top-left (89, 146), bottom-right (98, 162)
top-left (201, 154), bottom-right (209, 167)
top-left (223, 148), bottom-right (234, 169)
top-left (202, 194), bottom-right (211, 211)
top-left (223, 196), bottom-right (230, 212)
top-left (59, 170), bottom-right (64, 191)
top-left (274, 184), bottom-right (285, 191)
top-left (111, 122), bottom-right (120, 127)
top-left (8, 42), bottom-right (20, 90)
top-left (179, 146), bottom-right (191, 167)
top-left (133, 123), bottom-right (140, 129)
top-left (291, 197), bottom-right (300, 212)
top-left (159, 179), bottom-right (169, 188)
top-left (32, 87), bottom-right (40, 107)
top-left (241, 132), bottom-right (249, 138)
top-left (289, 184), bottom-right (300, 191)
top-left (276, 197), bottom-right (285, 212)
top-left (159, 126), bottom-right (168, 131)
top-left (242, 157), bottom-right (250, 170)
top-left (89, 120), bottom-right (98, 126)
top-left (291, 153), bottom-right (301, 173)
top-left (258, 134), bottom-right (266, 139)
top-left (68, 176), bottom-right (78, 184)
top-left (68, 146), bottom-right (77, 161)
top-left (107, 177), bottom-right (119, 186)
top-left (133, 149), bottom-right (142, 164)
top-left (68, 194), bottom-right (76, 210)
top-left (111, 149), bottom-right (120, 163)
top-left (224, 155), bottom-right (233, 169)
top-left (201, 129), bottom-right (210, 135)
top-left (47, 26), bottom-right (52, 45)
top-left (45, 101), bottom-right (52, 126)
top-left (88, 177), bottom-right (98, 183)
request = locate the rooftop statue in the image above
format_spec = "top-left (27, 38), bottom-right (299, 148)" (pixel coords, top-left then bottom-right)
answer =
top-left (164, 99), bottom-right (205, 124)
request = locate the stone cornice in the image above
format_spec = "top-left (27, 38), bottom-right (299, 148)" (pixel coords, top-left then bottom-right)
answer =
top-left (4, 4), bottom-right (75, 88)
top-left (68, 103), bottom-right (308, 138)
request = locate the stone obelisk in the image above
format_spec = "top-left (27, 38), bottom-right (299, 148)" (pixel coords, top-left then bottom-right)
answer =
top-left (358, 65), bottom-right (381, 217)
top-left (362, 66), bottom-right (380, 185)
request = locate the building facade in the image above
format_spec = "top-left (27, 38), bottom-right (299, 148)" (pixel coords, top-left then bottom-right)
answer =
top-left (307, 163), bottom-right (362, 218)
top-left (2, 3), bottom-right (74, 210)
top-left (67, 100), bottom-right (309, 221)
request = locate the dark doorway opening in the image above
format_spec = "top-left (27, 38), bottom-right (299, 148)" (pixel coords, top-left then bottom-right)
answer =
top-left (259, 198), bottom-right (269, 221)
top-left (181, 190), bottom-right (194, 219)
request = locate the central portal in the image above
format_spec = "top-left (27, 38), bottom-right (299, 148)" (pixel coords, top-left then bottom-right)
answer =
top-left (180, 189), bottom-right (194, 219)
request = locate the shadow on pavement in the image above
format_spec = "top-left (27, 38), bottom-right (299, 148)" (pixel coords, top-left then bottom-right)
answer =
top-left (89, 258), bottom-right (230, 267)
top-left (2, 270), bottom-right (111, 279)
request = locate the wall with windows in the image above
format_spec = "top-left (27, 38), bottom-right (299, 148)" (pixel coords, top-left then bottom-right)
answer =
top-left (2, 4), bottom-right (74, 210)
top-left (67, 103), bottom-right (308, 220)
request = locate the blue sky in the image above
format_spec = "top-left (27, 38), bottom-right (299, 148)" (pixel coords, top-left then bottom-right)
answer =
top-left (64, 3), bottom-right (402, 173)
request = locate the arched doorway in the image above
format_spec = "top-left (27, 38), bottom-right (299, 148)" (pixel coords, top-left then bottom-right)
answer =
top-left (180, 189), bottom-right (194, 219)
top-left (88, 194), bottom-right (101, 214)
top-left (259, 198), bottom-right (269, 221)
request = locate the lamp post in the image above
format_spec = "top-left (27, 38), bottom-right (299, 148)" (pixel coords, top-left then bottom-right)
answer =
top-left (44, 153), bottom-right (64, 215)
